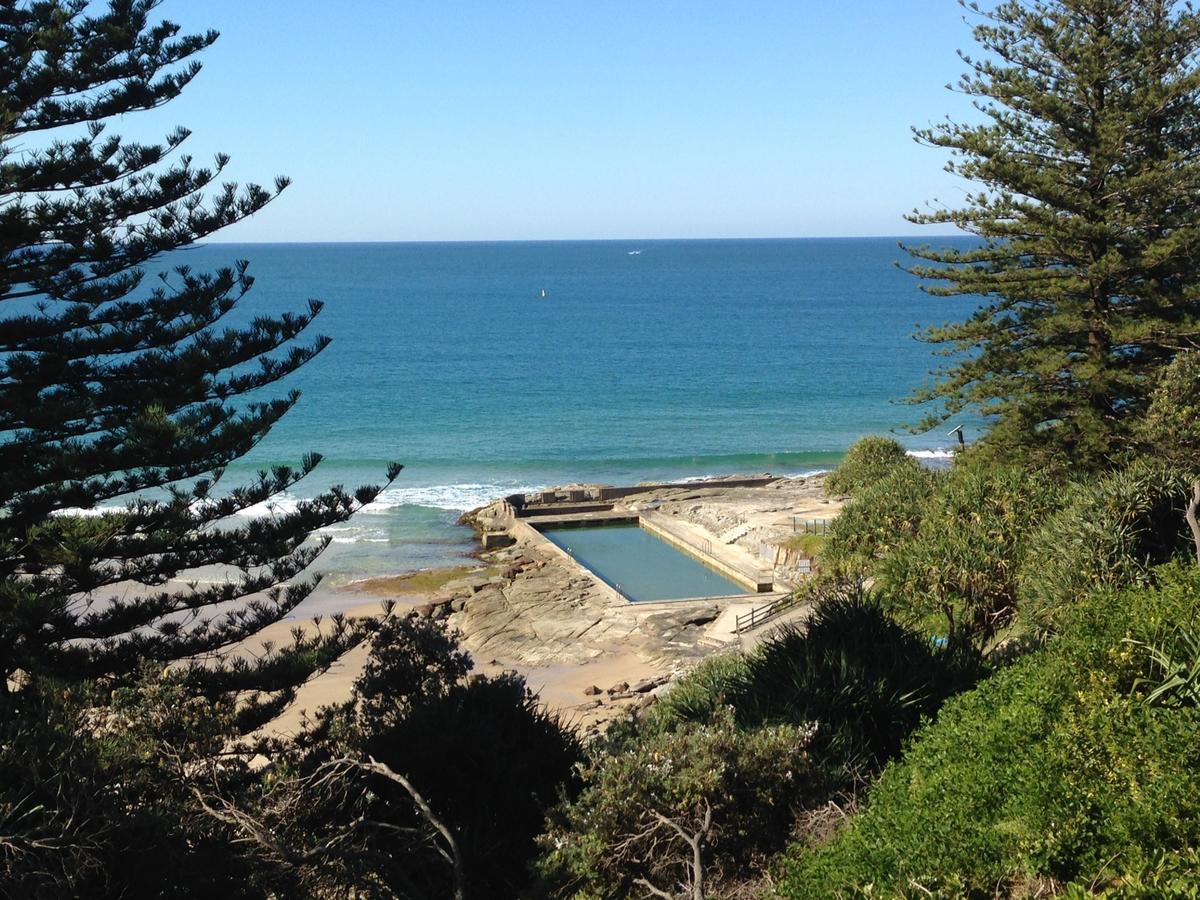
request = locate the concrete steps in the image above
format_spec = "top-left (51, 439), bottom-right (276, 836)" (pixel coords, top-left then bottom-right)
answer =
top-left (718, 522), bottom-right (752, 544)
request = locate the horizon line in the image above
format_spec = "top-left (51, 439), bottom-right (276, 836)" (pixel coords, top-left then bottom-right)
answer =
top-left (201, 234), bottom-right (968, 246)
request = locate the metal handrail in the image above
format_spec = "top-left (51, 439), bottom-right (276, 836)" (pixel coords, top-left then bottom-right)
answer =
top-left (735, 593), bottom-right (799, 634)
top-left (792, 517), bottom-right (832, 535)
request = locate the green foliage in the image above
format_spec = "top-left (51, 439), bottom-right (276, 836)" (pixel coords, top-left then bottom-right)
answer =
top-left (820, 464), bottom-right (941, 577)
top-left (0, 0), bottom-right (400, 714)
top-left (538, 708), bottom-right (821, 900)
top-left (627, 651), bottom-right (749, 740)
top-left (351, 612), bottom-right (472, 729)
top-left (874, 465), bottom-right (1063, 647)
top-left (0, 674), bottom-right (267, 898)
top-left (550, 592), bottom-right (977, 896)
top-left (726, 588), bottom-right (981, 768)
top-left (905, 0), bottom-right (1200, 471)
top-left (1126, 626), bottom-right (1200, 708)
top-left (274, 615), bottom-right (583, 899)
top-left (824, 436), bottom-right (919, 497)
top-left (775, 562), bottom-right (1200, 898)
top-left (1135, 349), bottom-right (1200, 466)
top-left (632, 587), bottom-right (979, 772)
top-left (1019, 463), bottom-right (1195, 639)
top-left (784, 532), bottom-right (826, 560)
top-left (1062, 848), bottom-right (1200, 898)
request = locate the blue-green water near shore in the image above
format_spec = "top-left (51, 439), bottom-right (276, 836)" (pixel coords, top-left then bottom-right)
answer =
top-left (147, 238), bottom-right (981, 584)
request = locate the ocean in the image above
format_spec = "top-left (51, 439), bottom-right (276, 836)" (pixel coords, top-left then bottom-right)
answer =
top-left (148, 238), bottom-right (981, 584)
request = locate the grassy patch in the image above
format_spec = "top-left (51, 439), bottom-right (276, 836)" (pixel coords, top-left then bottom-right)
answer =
top-left (783, 533), bottom-right (825, 558)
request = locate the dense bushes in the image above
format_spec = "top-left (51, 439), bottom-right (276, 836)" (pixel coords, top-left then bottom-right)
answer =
top-left (874, 465), bottom-right (1063, 647)
top-left (1019, 463), bottom-right (1196, 639)
top-left (539, 589), bottom-right (979, 897)
top-left (823, 461), bottom-right (1062, 648)
top-left (538, 709), bottom-right (821, 899)
top-left (820, 464), bottom-right (940, 576)
top-left (266, 615), bottom-right (583, 898)
top-left (824, 436), bottom-right (920, 497)
top-left (635, 587), bottom-right (978, 770)
top-left (775, 563), bottom-right (1200, 897)
top-left (0, 675), bottom-right (262, 898)
top-left (729, 588), bottom-right (979, 767)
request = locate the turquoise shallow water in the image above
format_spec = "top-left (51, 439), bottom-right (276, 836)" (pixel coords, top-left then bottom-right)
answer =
top-left (135, 238), bottom-right (981, 582)
top-left (540, 524), bottom-right (748, 602)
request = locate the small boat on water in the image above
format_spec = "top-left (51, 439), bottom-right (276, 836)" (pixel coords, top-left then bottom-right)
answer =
top-left (627, 250), bottom-right (642, 255)
top-left (540, 288), bottom-right (548, 299)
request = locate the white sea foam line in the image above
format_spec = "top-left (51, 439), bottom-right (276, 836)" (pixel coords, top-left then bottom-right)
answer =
top-left (907, 448), bottom-right (955, 460)
top-left (52, 458), bottom-right (961, 527)
top-left (360, 482), bottom-right (546, 513)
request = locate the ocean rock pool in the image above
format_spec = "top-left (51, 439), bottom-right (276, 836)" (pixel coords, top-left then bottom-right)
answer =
top-left (539, 523), bottom-right (748, 602)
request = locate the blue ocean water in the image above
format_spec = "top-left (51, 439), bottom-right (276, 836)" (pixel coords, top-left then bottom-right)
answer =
top-left (151, 238), bottom-right (980, 583)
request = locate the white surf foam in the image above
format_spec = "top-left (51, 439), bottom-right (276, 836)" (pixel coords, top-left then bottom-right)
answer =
top-left (907, 448), bottom-right (956, 460)
top-left (360, 482), bottom-right (546, 513)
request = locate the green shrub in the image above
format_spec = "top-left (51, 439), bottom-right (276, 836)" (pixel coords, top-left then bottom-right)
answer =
top-left (825, 436), bottom-right (920, 497)
top-left (0, 675), bottom-right (262, 898)
top-left (281, 615), bottom-right (583, 899)
top-left (727, 587), bottom-right (981, 769)
top-left (629, 586), bottom-right (979, 772)
top-left (1135, 350), bottom-right (1200, 467)
top-left (1061, 848), bottom-right (1200, 898)
top-left (874, 465), bottom-right (1063, 647)
top-left (538, 709), bottom-right (822, 900)
top-left (1019, 463), bottom-right (1196, 639)
top-left (820, 464), bottom-right (941, 577)
top-left (626, 651), bottom-right (749, 740)
top-left (785, 532), bottom-right (826, 560)
top-left (774, 563), bottom-right (1200, 898)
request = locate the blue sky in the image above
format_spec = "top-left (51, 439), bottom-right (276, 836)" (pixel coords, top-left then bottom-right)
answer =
top-left (122, 2), bottom-right (981, 242)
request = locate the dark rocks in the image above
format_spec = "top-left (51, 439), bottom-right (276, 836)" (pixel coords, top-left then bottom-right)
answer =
top-left (583, 685), bottom-right (602, 696)
top-left (630, 676), bottom-right (668, 694)
top-left (607, 681), bottom-right (629, 695)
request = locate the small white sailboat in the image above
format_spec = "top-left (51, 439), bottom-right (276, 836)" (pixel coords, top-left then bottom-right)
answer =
top-left (627, 250), bottom-right (642, 255)
top-left (540, 288), bottom-right (548, 299)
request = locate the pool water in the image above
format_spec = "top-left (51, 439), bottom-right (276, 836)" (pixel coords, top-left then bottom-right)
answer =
top-left (539, 523), bottom-right (748, 602)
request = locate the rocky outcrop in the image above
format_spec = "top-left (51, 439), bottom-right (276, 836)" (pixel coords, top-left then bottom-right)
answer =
top-left (429, 539), bottom-right (741, 669)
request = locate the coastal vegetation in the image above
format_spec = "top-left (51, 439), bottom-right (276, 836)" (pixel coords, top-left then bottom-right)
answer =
top-left (0, 3), bottom-right (575, 896)
top-left (532, 1), bottom-right (1200, 896)
top-left (6, 0), bottom-right (1200, 898)
top-left (905, 0), bottom-right (1200, 473)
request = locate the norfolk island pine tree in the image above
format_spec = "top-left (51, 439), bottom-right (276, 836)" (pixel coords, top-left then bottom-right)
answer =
top-left (905, 0), bottom-right (1200, 472)
top-left (0, 0), bottom-right (401, 730)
